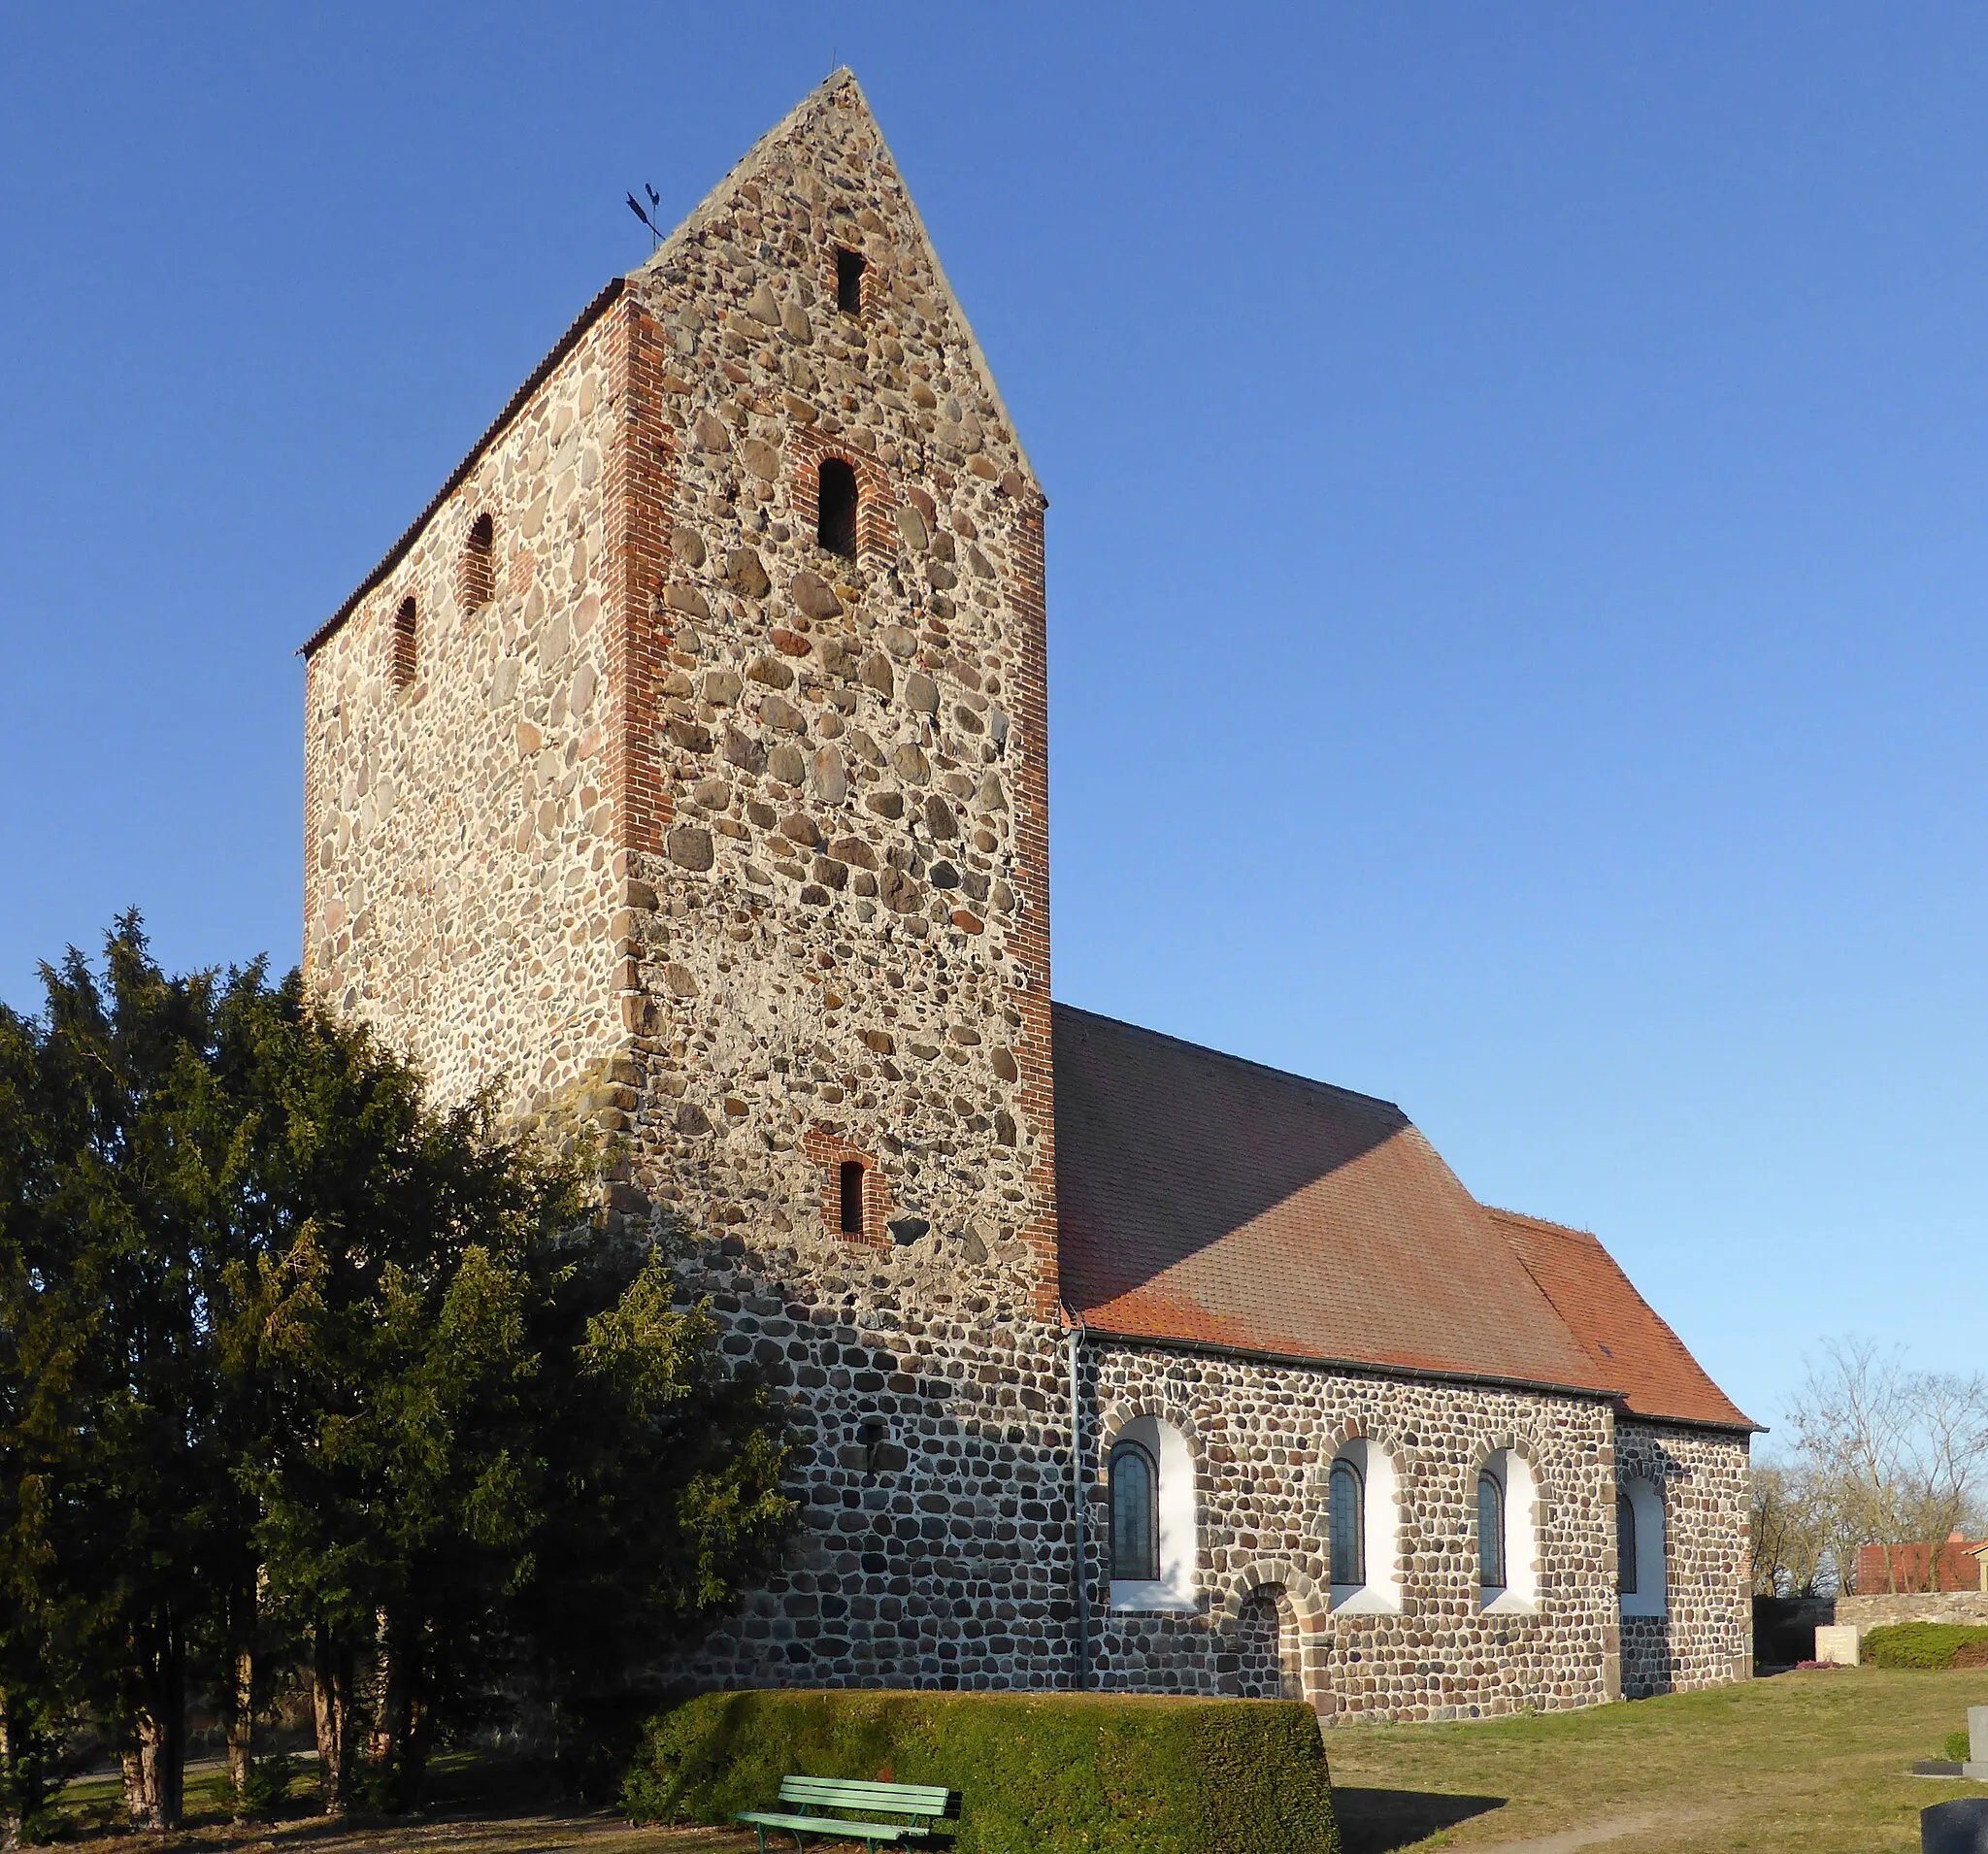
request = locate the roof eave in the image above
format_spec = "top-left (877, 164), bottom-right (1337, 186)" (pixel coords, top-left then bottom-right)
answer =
top-left (1073, 1323), bottom-right (1626, 1407)
top-left (299, 276), bottom-right (627, 660)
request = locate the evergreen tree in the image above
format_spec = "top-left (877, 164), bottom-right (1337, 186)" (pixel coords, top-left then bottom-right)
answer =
top-left (0, 917), bottom-right (794, 1823)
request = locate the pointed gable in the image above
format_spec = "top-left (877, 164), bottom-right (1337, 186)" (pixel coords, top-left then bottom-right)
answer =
top-left (630, 68), bottom-right (1040, 497)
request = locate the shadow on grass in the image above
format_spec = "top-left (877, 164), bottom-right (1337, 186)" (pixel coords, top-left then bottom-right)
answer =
top-left (1333, 1785), bottom-right (1508, 1854)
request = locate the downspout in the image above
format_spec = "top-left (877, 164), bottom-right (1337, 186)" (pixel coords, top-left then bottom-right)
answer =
top-left (1066, 1316), bottom-right (1090, 1692)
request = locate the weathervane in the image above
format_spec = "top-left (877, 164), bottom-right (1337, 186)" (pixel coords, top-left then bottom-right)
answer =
top-left (625, 182), bottom-right (664, 251)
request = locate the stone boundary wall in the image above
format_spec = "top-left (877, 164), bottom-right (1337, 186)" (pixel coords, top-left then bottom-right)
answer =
top-left (1614, 1421), bottom-right (1752, 1699)
top-left (1839, 1591), bottom-right (1988, 1630)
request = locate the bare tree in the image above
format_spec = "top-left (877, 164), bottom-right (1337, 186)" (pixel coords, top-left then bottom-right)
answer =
top-left (1786, 1338), bottom-right (1988, 1595)
top-left (1750, 1460), bottom-right (1829, 1598)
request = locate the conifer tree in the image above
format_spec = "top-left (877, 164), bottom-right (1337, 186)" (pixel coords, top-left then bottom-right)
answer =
top-left (0, 917), bottom-right (793, 1824)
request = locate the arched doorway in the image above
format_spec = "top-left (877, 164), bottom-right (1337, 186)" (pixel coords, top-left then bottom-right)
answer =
top-left (1232, 1584), bottom-right (1304, 1701)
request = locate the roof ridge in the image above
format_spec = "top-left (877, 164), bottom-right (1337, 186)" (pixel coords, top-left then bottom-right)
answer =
top-left (1050, 1000), bottom-right (1408, 1120)
top-left (1481, 1204), bottom-right (1602, 1242)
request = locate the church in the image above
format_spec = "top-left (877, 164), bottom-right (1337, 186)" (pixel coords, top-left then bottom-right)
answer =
top-left (298, 70), bottom-right (1754, 1721)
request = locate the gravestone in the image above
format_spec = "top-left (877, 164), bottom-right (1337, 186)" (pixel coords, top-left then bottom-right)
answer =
top-left (1814, 1624), bottom-right (1861, 1667)
top-left (1923, 1798), bottom-right (1988, 1854)
top-left (1964, 1706), bottom-right (1988, 1781)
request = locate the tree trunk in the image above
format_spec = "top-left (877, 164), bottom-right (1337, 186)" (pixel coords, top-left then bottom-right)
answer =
top-left (122, 1612), bottom-right (188, 1829)
top-left (1, 1702), bottom-right (18, 1852)
top-left (119, 1747), bottom-right (150, 1827)
top-left (370, 1607), bottom-right (429, 1812)
top-left (222, 1579), bottom-right (257, 1812)
top-left (313, 1618), bottom-right (356, 1814)
top-left (224, 1643), bottom-right (254, 1808)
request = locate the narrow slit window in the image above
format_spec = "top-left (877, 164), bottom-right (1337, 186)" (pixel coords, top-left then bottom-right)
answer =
top-left (817, 457), bottom-right (858, 558)
top-left (391, 596), bottom-right (417, 685)
top-left (462, 512), bottom-right (495, 607)
top-left (1478, 1471), bottom-right (1506, 1590)
top-left (1617, 1491), bottom-right (1639, 1596)
top-left (1329, 1459), bottom-right (1365, 1586)
top-left (1110, 1440), bottom-right (1159, 1582)
top-left (838, 1159), bottom-right (866, 1237)
top-left (836, 246), bottom-right (865, 315)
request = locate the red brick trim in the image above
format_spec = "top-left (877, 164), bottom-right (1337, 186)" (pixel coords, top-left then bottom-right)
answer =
top-left (390, 596), bottom-right (417, 685)
top-left (458, 511), bottom-right (495, 609)
top-left (801, 1126), bottom-right (891, 1249)
top-left (1006, 495), bottom-right (1061, 1317)
top-left (606, 297), bottom-right (676, 861)
top-left (788, 427), bottom-right (899, 561)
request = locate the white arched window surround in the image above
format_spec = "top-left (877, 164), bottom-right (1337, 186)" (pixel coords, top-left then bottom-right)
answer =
top-left (1107, 1413), bottom-right (1198, 1613)
top-left (1328, 1438), bottom-right (1403, 1614)
top-left (1618, 1475), bottom-right (1668, 1616)
top-left (1476, 1446), bottom-right (1540, 1614)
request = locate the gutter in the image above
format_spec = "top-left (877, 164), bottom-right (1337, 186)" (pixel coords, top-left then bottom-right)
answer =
top-left (1064, 1314), bottom-right (1089, 1692)
top-left (1077, 1324), bottom-right (1759, 1436)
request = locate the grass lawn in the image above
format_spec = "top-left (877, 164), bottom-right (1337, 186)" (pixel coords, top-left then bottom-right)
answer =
top-left (43, 1669), bottom-right (1988, 1852)
top-left (1326, 1665), bottom-right (1988, 1853)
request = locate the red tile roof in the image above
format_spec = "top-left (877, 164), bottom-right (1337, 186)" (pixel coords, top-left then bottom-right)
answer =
top-left (1051, 1005), bottom-right (1751, 1430)
top-left (1490, 1208), bottom-right (1754, 1431)
top-left (1053, 1007), bottom-right (1612, 1395)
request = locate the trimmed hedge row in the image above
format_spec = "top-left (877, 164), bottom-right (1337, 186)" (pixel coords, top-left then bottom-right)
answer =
top-left (1861, 1623), bottom-right (1988, 1670)
top-left (622, 1688), bottom-right (1340, 1854)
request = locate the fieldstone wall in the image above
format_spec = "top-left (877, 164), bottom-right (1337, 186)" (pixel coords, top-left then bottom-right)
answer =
top-left (1614, 1421), bottom-right (1752, 1700)
top-left (1839, 1592), bottom-right (1988, 1630)
top-left (302, 306), bottom-right (636, 1117)
top-left (664, 1233), bottom-right (1075, 1689)
top-left (606, 73), bottom-right (1074, 1693)
top-left (1085, 1342), bottom-right (1623, 1723)
top-left (602, 73), bottom-right (1058, 1316)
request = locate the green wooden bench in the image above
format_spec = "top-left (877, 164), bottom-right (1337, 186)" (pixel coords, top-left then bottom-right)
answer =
top-left (736, 1774), bottom-right (953, 1852)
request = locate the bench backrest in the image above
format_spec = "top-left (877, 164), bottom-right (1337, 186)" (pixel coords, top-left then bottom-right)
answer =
top-left (777, 1775), bottom-right (953, 1821)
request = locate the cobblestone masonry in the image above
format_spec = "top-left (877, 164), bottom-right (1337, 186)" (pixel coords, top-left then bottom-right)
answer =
top-left (1614, 1421), bottom-right (1753, 1701)
top-left (300, 70), bottom-right (1751, 1719)
top-left (302, 293), bottom-right (653, 1116)
top-left (1839, 1592), bottom-right (1988, 1630)
top-left (1088, 1344), bottom-right (1624, 1722)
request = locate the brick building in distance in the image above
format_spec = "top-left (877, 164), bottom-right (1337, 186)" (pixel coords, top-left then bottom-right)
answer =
top-left (300, 71), bottom-right (1755, 1719)
top-left (1857, 1533), bottom-right (1988, 1595)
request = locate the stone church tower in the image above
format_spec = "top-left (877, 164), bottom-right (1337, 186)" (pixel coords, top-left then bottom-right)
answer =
top-left (303, 71), bottom-right (1756, 1715)
top-left (303, 70), bottom-right (1077, 1686)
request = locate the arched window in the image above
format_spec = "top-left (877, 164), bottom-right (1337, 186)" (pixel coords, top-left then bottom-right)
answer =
top-left (817, 457), bottom-right (858, 557)
top-left (1618, 1475), bottom-right (1667, 1616)
top-left (1329, 1459), bottom-right (1365, 1587)
top-left (1108, 1414), bottom-right (1197, 1611)
top-left (1477, 1470), bottom-right (1506, 1592)
top-left (1327, 1439), bottom-right (1402, 1612)
top-left (1477, 1447), bottom-right (1540, 1610)
top-left (838, 1160), bottom-right (866, 1237)
top-left (462, 511), bottom-right (495, 608)
top-left (391, 596), bottom-right (417, 685)
top-left (1110, 1440), bottom-right (1158, 1582)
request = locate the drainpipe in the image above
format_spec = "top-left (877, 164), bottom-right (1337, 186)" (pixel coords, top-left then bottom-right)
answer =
top-left (1066, 1318), bottom-right (1089, 1692)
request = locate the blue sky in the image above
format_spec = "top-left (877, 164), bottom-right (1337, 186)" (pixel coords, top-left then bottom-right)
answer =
top-left (4, 4), bottom-right (1986, 1435)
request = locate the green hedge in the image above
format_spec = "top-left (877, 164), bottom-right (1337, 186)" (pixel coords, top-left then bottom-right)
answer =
top-left (1861, 1623), bottom-right (1988, 1670)
top-left (622, 1688), bottom-right (1339, 1854)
